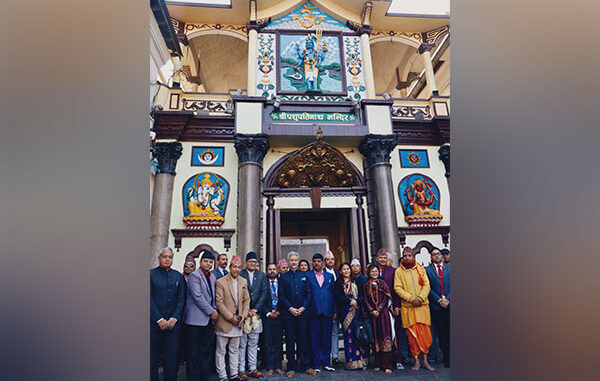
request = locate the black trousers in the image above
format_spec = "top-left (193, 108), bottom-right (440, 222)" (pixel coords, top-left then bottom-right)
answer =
top-left (283, 318), bottom-right (310, 371)
top-left (185, 323), bottom-right (215, 381)
top-left (263, 317), bottom-right (283, 370)
top-left (151, 323), bottom-right (181, 381)
top-left (431, 307), bottom-right (450, 365)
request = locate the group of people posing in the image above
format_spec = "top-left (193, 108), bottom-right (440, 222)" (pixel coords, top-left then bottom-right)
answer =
top-left (150, 245), bottom-right (451, 381)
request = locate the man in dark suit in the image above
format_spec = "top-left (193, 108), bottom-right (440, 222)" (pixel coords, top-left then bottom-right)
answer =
top-left (150, 247), bottom-right (186, 381)
top-left (238, 252), bottom-right (268, 379)
top-left (185, 250), bottom-right (219, 381)
top-left (278, 251), bottom-right (311, 377)
top-left (306, 253), bottom-right (336, 372)
top-left (323, 250), bottom-right (341, 366)
top-left (212, 253), bottom-right (229, 279)
top-left (262, 263), bottom-right (284, 376)
top-left (425, 248), bottom-right (450, 368)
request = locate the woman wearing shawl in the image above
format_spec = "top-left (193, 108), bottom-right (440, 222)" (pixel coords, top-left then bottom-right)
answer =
top-left (363, 263), bottom-right (394, 373)
top-left (334, 262), bottom-right (368, 370)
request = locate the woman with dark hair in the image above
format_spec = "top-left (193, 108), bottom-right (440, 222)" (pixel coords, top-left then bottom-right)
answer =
top-left (334, 262), bottom-right (368, 370)
top-left (363, 263), bottom-right (394, 373)
top-left (298, 259), bottom-right (310, 272)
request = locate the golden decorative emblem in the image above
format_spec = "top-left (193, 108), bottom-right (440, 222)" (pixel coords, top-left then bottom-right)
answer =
top-left (274, 140), bottom-right (358, 188)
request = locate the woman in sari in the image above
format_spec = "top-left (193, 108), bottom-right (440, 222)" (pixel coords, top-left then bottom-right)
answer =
top-left (363, 264), bottom-right (394, 373)
top-left (334, 262), bottom-right (368, 370)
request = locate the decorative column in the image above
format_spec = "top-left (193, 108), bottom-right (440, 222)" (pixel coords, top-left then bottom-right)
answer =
top-left (359, 27), bottom-right (376, 99)
top-left (418, 42), bottom-right (439, 97)
top-left (439, 144), bottom-right (450, 186)
top-left (355, 195), bottom-right (369, 273)
top-left (246, 28), bottom-right (258, 96)
top-left (234, 133), bottom-right (270, 257)
top-left (358, 134), bottom-right (400, 263)
top-left (150, 142), bottom-right (182, 267)
top-left (265, 195), bottom-right (277, 265)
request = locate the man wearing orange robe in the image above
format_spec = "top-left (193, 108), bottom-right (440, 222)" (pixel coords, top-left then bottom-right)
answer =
top-left (393, 247), bottom-right (435, 372)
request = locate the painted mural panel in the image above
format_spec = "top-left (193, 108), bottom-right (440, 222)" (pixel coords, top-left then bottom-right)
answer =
top-left (399, 174), bottom-right (443, 226)
top-left (182, 173), bottom-right (230, 227)
top-left (191, 147), bottom-right (224, 166)
top-left (399, 149), bottom-right (430, 168)
top-left (256, 33), bottom-right (277, 99)
top-left (279, 32), bottom-right (344, 94)
top-left (264, 1), bottom-right (352, 32)
top-left (343, 36), bottom-right (366, 101)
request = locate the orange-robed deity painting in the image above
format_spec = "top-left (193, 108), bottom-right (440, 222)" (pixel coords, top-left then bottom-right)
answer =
top-left (399, 174), bottom-right (444, 227)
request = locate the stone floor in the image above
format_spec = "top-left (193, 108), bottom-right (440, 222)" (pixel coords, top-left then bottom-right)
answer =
top-left (172, 363), bottom-right (450, 381)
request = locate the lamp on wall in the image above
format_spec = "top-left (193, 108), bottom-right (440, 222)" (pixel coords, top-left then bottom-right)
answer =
top-left (382, 93), bottom-right (391, 100)
top-left (273, 96), bottom-right (282, 110)
top-left (352, 99), bottom-right (361, 114)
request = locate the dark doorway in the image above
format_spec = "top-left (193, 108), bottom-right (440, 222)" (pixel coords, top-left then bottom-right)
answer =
top-left (279, 209), bottom-right (352, 266)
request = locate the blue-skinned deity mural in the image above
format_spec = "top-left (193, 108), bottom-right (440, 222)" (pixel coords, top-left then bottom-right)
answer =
top-left (279, 29), bottom-right (343, 94)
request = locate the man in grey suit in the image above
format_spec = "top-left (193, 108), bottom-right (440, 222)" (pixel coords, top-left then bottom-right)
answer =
top-left (238, 252), bottom-right (268, 379)
top-left (184, 250), bottom-right (218, 381)
top-left (212, 253), bottom-right (229, 279)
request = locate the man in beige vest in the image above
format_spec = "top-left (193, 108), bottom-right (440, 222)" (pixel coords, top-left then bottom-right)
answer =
top-left (215, 255), bottom-right (250, 381)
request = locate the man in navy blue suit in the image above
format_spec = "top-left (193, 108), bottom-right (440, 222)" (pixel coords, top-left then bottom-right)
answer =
top-left (425, 248), bottom-right (450, 368)
top-left (150, 247), bottom-right (186, 381)
top-left (278, 252), bottom-right (311, 377)
top-left (306, 253), bottom-right (336, 372)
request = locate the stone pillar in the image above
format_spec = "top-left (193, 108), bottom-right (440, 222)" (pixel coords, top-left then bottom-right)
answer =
top-left (247, 28), bottom-right (258, 96)
top-left (418, 42), bottom-right (438, 97)
top-left (355, 195), bottom-right (369, 273)
top-left (359, 28), bottom-right (376, 99)
top-left (150, 142), bottom-right (182, 267)
top-left (265, 195), bottom-right (277, 265)
top-left (234, 133), bottom-right (270, 257)
top-left (358, 134), bottom-right (400, 264)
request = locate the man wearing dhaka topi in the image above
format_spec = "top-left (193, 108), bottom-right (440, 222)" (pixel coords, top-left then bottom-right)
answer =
top-left (393, 247), bottom-right (435, 372)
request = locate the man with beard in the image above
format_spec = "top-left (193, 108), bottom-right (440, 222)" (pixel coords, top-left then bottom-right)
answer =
top-left (375, 249), bottom-right (407, 369)
top-left (262, 263), bottom-right (284, 376)
top-left (277, 259), bottom-right (289, 275)
top-left (212, 253), bottom-right (229, 279)
top-left (278, 251), bottom-right (311, 377)
top-left (393, 247), bottom-right (434, 372)
top-left (425, 248), bottom-right (450, 368)
top-left (183, 258), bottom-right (196, 281)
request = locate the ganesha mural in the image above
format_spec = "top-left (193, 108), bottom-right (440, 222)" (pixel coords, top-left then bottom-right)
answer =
top-left (182, 173), bottom-right (230, 227)
top-left (399, 174), bottom-right (444, 226)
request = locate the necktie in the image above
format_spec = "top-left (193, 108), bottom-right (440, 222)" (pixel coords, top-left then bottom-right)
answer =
top-left (437, 265), bottom-right (445, 297)
top-left (270, 280), bottom-right (278, 311)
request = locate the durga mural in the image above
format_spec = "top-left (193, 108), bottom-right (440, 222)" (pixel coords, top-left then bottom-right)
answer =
top-left (399, 174), bottom-right (444, 226)
top-left (182, 173), bottom-right (229, 227)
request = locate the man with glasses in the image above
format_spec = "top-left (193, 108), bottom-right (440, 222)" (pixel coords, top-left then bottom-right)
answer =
top-left (151, 247), bottom-right (186, 381)
top-left (183, 258), bottom-right (196, 281)
top-left (425, 248), bottom-right (450, 368)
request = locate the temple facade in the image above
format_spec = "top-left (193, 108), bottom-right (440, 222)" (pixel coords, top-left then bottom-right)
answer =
top-left (150, 0), bottom-right (450, 270)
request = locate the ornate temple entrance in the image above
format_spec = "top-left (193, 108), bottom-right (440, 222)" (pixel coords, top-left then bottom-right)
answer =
top-left (263, 138), bottom-right (369, 267)
top-left (279, 209), bottom-right (351, 265)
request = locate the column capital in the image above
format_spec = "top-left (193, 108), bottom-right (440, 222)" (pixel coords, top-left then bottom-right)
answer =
top-left (151, 141), bottom-right (183, 175)
top-left (234, 133), bottom-right (270, 163)
top-left (418, 42), bottom-right (435, 54)
top-left (246, 18), bottom-right (271, 32)
top-left (438, 144), bottom-right (450, 178)
top-left (346, 21), bottom-right (372, 35)
top-left (358, 134), bottom-right (398, 167)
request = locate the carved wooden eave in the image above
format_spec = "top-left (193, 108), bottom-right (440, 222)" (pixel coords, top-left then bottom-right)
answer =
top-left (171, 228), bottom-right (235, 250)
top-left (152, 111), bottom-right (235, 141)
top-left (265, 140), bottom-right (364, 189)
